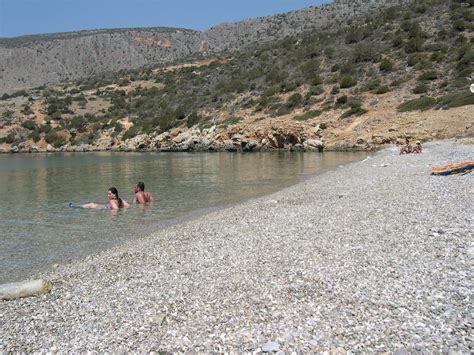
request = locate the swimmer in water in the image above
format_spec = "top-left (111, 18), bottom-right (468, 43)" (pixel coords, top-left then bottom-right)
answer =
top-left (81, 187), bottom-right (130, 210)
top-left (133, 181), bottom-right (155, 204)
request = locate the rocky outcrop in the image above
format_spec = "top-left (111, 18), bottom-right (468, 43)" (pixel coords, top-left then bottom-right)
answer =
top-left (4, 122), bottom-right (327, 154)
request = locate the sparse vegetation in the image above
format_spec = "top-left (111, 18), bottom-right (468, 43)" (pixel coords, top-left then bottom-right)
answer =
top-left (0, 0), bottom-right (472, 152)
top-left (398, 97), bottom-right (437, 112)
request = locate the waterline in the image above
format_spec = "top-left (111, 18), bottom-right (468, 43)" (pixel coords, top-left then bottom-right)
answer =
top-left (0, 151), bottom-right (367, 282)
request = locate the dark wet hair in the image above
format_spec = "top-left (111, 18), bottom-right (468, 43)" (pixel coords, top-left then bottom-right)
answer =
top-left (137, 181), bottom-right (145, 191)
top-left (108, 187), bottom-right (124, 208)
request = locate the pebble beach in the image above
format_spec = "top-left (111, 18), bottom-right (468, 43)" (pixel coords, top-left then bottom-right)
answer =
top-left (1, 140), bottom-right (473, 352)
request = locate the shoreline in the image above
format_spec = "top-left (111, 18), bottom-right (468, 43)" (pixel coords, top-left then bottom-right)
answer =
top-left (1, 150), bottom-right (367, 284)
top-left (1, 139), bottom-right (472, 352)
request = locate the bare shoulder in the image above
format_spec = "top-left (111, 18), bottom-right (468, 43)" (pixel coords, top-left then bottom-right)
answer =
top-left (146, 192), bottom-right (155, 202)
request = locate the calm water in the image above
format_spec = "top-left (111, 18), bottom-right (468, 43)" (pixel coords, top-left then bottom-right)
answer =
top-left (0, 151), bottom-right (367, 283)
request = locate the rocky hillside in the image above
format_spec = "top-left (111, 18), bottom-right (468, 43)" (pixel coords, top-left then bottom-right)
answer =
top-left (0, 0), bottom-right (472, 153)
top-left (0, 0), bottom-right (414, 94)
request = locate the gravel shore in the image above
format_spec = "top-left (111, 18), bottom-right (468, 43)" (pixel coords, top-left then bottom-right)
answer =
top-left (1, 140), bottom-right (473, 353)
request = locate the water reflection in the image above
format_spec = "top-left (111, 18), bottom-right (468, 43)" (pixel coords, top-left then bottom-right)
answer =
top-left (0, 151), bottom-right (367, 282)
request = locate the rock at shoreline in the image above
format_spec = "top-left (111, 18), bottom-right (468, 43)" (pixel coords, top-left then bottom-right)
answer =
top-left (0, 279), bottom-right (52, 300)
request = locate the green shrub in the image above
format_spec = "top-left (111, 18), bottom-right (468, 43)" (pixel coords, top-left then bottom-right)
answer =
top-left (280, 81), bottom-right (297, 93)
top-left (364, 78), bottom-right (381, 91)
top-left (341, 106), bottom-right (368, 118)
top-left (40, 124), bottom-right (52, 134)
top-left (398, 97), bottom-right (436, 112)
top-left (45, 130), bottom-right (66, 147)
top-left (5, 132), bottom-right (16, 144)
top-left (219, 116), bottom-right (241, 127)
top-left (375, 85), bottom-right (390, 94)
top-left (286, 93), bottom-right (303, 108)
top-left (352, 44), bottom-right (381, 63)
top-left (118, 78), bottom-right (130, 86)
top-left (275, 105), bottom-right (292, 116)
top-left (437, 91), bottom-right (474, 109)
top-left (310, 75), bottom-right (324, 86)
top-left (340, 76), bottom-right (357, 88)
top-left (69, 115), bottom-right (87, 132)
top-left (418, 70), bottom-right (438, 81)
top-left (392, 35), bottom-right (404, 48)
top-left (430, 51), bottom-right (445, 62)
top-left (186, 112), bottom-right (202, 128)
top-left (2, 110), bottom-right (14, 120)
top-left (336, 95), bottom-right (348, 105)
top-left (324, 47), bottom-right (335, 58)
top-left (453, 19), bottom-right (466, 32)
top-left (414, 58), bottom-right (433, 70)
top-left (294, 110), bottom-right (322, 121)
top-left (379, 58), bottom-right (394, 72)
top-left (21, 119), bottom-right (36, 130)
top-left (123, 126), bottom-right (139, 140)
top-left (457, 49), bottom-right (474, 72)
top-left (413, 83), bottom-right (428, 94)
top-left (29, 128), bottom-right (41, 142)
top-left (404, 37), bottom-right (425, 53)
top-left (308, 85), bottom-right (325, 96)
top-left (407, 54), bottom-right (422, 66)
top-left (340, 61), bottom-right (357, 75)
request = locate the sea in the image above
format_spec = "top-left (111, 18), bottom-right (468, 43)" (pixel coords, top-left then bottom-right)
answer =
top-left (0, 151), bottom-right (368, 283)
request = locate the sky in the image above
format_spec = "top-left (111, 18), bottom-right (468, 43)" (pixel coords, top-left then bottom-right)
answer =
top-left (0, 0), bottom-right (331, 38)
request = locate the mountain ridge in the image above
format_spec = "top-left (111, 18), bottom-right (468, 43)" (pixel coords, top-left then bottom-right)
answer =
top-left (0, 0), bottom-right (414, 94)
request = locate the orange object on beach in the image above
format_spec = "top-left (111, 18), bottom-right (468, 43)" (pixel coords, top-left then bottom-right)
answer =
top-left (431, 161), bottom-right (474, 175)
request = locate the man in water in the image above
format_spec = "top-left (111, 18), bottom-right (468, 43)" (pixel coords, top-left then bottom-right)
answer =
top-left (133, 181), bottom-right (155, 204)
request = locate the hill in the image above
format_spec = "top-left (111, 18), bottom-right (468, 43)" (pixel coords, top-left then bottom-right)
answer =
top-left (0, 0), bottom-right (472, 153)
top-left (0, 0), bottom-right (412, 94)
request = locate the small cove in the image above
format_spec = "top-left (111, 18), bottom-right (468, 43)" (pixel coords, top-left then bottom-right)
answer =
top-left (0, 151), bottom-right (368, 283)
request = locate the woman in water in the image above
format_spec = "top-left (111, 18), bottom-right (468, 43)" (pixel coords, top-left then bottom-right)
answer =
top-left (81, 187), bottom-right (130, 209)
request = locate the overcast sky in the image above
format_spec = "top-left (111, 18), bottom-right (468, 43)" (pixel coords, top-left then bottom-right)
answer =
top-left (0, 0), bottom-right (331, 38)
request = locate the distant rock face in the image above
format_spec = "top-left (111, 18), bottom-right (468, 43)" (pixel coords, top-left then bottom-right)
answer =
top-left (0, 28), bottom-right (202, 94)
top-left (0, 0), bottom-right (414, 94)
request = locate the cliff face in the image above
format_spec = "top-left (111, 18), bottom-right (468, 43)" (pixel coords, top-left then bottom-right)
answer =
top-left (0, 29), bottom-right (202, 93)
top-left (0, 0), bottom-right (413, 94)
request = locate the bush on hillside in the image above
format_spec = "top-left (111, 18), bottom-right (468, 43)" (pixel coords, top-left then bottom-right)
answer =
top-left (380, 58), bottom-right (394, 72)
top-left (186, 112), bottom-right (202, 128)
top-left (21, 119), bottom-right (36, 130)
top-left (122, 126), bottom-right (139, 140)
top-left (294, 110), bottom-right (322, 121)
top-left (413, 83), bottom-right (428, 94)
top-left (45, 130), bottom-right (66, 147)
top-left (398, 97), bottom-right (436, 112)
top-left (437, 91), bottom-right (474, 109)
top-left (418, 70), bottom-right (438, 81)
top-left (375, 85), bottom-right (390, 94)
top-left (340, 75), bottom-right (357, 88)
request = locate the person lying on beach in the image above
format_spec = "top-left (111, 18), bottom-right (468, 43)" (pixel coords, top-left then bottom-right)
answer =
top-left (412, 141), bottom-right (422, 154)
top-left (133, 181), bottom-right (155, 204)
top-left (399, 138), bottom-right (413, 155)
top-left (81, 187), bottom-right (130, 209)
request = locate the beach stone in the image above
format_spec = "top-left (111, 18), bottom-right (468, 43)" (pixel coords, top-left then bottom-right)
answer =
top-left (262, 341), bottom-right (279, 352)
top-left (394, 348), bottom-right (410, 355)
